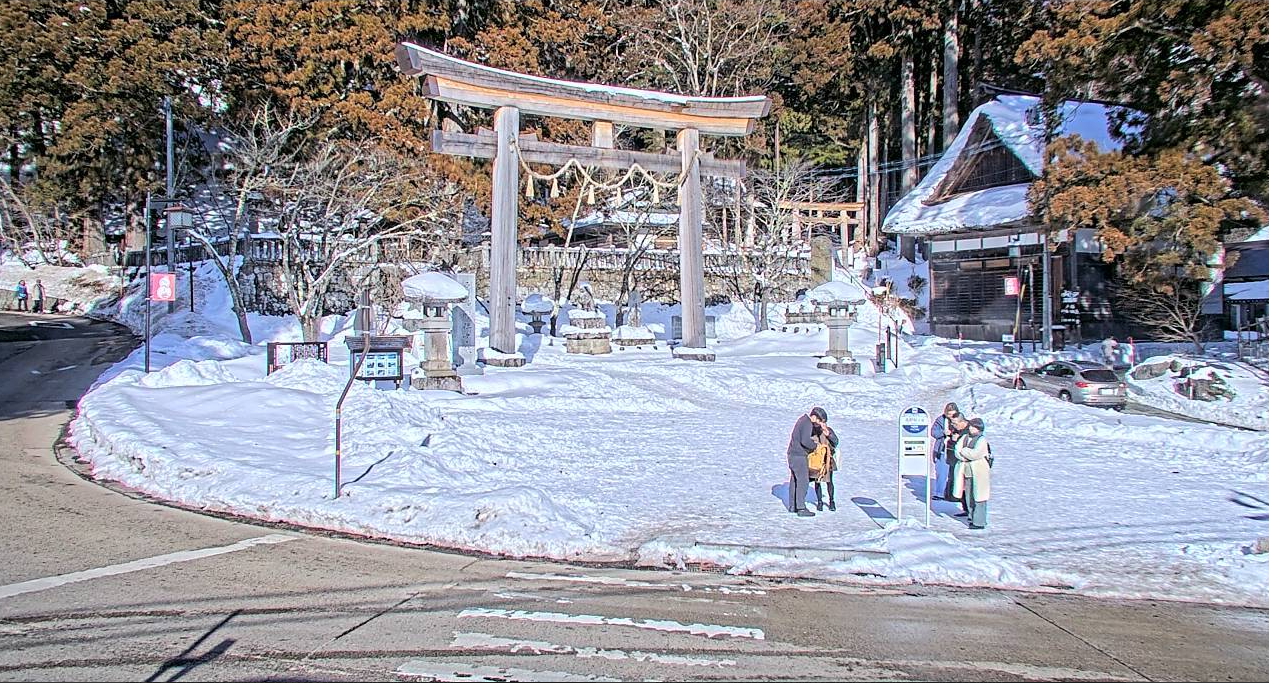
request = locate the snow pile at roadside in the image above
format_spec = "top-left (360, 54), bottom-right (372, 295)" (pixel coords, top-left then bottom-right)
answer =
top-left (71, 357), bottom-right (608, 558)
top-left (950, 340), bottom-right (1100, 382)
top-left (0, 260), bottom-right (123, 314)
top-left (638, 519), bottom-right (1040, 589)
top-left (1126, 355), bottom-right (1269, 431)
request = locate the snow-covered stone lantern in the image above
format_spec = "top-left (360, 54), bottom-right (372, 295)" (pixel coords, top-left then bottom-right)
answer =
top-left (401, 272), bottom-right (469, 391)
top-left (808, 281), bottom-right (865, 375)
top-left (563, 283), bottom-right (613, 355)
top-left (521, 293), bottom-right (554, 336)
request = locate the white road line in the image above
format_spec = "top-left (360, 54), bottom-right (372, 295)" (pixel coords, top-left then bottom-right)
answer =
top-left (505, 571), bottom-right (767, 594)
top-left (451, 632), bottom-right (736, 667)
top-left (457, 607), bottom-right (764, 640)
top-left (0, 534), bottom-right (296, 600)
top-left (396, 661), bottom-right (617, 682)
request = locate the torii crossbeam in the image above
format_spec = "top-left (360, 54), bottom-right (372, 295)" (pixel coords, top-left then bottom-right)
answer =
top-left (396, 42), bottom-right (770, 361)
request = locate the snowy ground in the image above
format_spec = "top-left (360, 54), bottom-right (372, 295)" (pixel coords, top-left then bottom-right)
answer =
top-left (60, 262), bottom-right (1269, 607)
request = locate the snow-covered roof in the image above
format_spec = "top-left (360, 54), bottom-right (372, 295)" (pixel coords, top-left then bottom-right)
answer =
top-left (884, 95), bottom-right (1139, 236)
top-left (1225, 280), bottom-right (1269, 302)
top-left (402, 272), bottom-right (468, 302)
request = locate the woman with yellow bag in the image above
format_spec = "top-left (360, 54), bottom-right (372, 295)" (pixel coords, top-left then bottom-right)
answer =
top-left (785, 407), bottom-right (838, 517)
top-left (809, 421), bottom-right (839, 511)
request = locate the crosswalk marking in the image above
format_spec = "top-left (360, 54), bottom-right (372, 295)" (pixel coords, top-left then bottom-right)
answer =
top-left (457, 607), bottom-right (764, 640)
top-left (0, 534), bottom-right (296, 600)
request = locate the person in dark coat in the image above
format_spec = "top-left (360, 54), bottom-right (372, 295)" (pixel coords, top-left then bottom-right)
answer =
top-left (786, 406), bottom-right (839, 517)
top-left (930, 402), bottom-right (960, 500)
top-left (14, 280), bottom-right (28, 311)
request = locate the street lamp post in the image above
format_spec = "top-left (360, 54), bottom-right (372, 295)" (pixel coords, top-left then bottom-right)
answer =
top-left (144, 193), bottom-right (152, 373)
top-left (165, 204), bottom-right (194, 312)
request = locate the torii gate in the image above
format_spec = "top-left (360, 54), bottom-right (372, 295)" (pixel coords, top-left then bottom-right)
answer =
top-left (395, 42), bottom-right (770, 362)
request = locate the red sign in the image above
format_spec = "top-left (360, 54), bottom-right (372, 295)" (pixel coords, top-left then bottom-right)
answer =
top-left (1004, 276), bottom-right (1021, 296)
top-left (150, 273), bottom-right (177, 302)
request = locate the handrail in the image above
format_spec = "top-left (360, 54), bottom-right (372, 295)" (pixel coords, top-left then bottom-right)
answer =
top-left (334, 331), bottom-right (371, 498)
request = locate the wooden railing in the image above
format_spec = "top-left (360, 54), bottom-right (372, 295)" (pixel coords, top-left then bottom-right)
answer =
top-left (510, 246), bottom-right (811, 275)
top-left (124, 237), bottom-right (812, 277)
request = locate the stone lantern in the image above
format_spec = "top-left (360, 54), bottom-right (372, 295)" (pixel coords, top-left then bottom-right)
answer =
top-left (808, 281), bottom-right (865, 375)
top-left (521, 293), bottom-right (554, 335)
top-left (401, 272), bottom-right (468, 391)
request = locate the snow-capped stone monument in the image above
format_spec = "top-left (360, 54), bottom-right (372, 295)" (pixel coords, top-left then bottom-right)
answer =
top-left (521, 293), bottom-right (554, 336)
top-left (808, 280), bottom-right (865, 375)
top-left (612, 289), bottom-right (656, 350)
top-left (401, 272), bottom-right (468, 391)
top-left (563, 283), bottom-right (612, 355)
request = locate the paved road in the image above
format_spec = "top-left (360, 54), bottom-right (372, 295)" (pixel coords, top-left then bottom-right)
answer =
top-left (1, 313), bottom-right (1268, 681)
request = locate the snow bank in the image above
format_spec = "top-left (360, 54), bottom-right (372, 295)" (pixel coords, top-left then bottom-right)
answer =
top-left (1126, 355), bottom-right (1269, 431)
top-left (57, 258), bottom-right (1269, 606)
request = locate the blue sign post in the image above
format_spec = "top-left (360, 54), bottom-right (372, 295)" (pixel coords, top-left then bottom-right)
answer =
top-left (897, 406), bottom-right (932, 526)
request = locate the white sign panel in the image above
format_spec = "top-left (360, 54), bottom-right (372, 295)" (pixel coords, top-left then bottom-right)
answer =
top-left (896, 405), bottom-right (932, 526)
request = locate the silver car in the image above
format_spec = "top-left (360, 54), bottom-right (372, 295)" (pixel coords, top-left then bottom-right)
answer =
top-left (1013, 360), bottom-right (1127, 408)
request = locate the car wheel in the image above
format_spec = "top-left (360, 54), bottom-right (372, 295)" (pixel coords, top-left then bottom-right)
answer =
top-left (1112, 405), bottom-right (1125, 412)
top-left (1058, 390), bottom-right (1072, 402)
top-left (1014, 378), bottom-right (1027, 390)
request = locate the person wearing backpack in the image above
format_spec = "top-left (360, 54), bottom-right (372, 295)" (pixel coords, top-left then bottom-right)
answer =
top-left (785, 407), bottom-right (838, 517)
top-left (14, 280), bottom-right (28, 311)
top-left (952, 417), bottom-right (992, 529)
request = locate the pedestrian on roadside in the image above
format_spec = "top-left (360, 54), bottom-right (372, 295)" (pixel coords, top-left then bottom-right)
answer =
top-left (930, 402), bottom-right (960, 501)
top-left (1101, 336), bottom-right (1120, 367)
top-left (14, 280), bottom-right (28, 311)
top-left (952, 417), bottom-right (992, 529)
top-left (785, 407), bottom-right (838, 517)
top-left (810, 419), bottom-right (840, 512)
top-left (32, 279), bottom-right (45, 313)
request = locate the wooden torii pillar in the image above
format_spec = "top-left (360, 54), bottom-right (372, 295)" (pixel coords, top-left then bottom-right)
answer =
top-left (396, 42), bottom-right (770, 361)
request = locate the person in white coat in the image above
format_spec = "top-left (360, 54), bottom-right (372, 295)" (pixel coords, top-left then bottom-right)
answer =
top-left (952, 418), bottom-right (992, 529)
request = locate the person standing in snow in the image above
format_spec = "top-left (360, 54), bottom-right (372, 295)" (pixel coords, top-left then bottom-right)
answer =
top-left (13, 280), bottom-right (28, 311)
top-left (811, 421), bottom-right (839, 512)
top-left (786, 407), bottom-right (838, 517)
top-left (32, 279), bottom-right (45, 313)
top-left (1101, 337), bottom-right (1120, 367)
top-left (945, 413), bottom-right (971, 515)
top-left (930, 402), bottom-right (960, 501)
top-left (952, 417), bottom-right (992, 529)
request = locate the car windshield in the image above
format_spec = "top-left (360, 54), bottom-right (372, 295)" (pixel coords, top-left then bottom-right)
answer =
top-left (1081, 369), bottom-right (1120, 383)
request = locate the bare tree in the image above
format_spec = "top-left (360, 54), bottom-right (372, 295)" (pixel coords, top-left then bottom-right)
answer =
top-left (617, 0), bottom-right (788, 97)
top-left (200, 106), bottom-right (315, 344)
top-left (263, 140), bottom-right (463, 341)
top-left (608, 188), bottom-right (676, 327)
top-left (1114, 279), bottom-right (1209, 354)
top-left (721, 159), bottom-right (832, 330)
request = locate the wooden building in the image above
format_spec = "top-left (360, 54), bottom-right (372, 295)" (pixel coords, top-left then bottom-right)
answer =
top-left (883, 94), bottom-right (1137, 344)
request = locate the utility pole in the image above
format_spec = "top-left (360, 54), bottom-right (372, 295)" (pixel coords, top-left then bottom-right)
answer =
top-left (144, 193), bottom-right (152, 373)
top-left (164, 96), bottom-right (177, 314)
top-left (1042, 236), bottom-right (1053, 350)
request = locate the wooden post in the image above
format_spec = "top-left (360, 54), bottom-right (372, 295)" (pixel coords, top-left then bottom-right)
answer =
top-left (490, 106), bottom-right (520, 354)
top-left (592, 121), bottom-right (614, 149)
top-left (839, 213), bottom-right (849, 265)
top-left (677, 128), bottom-right (706, 351)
